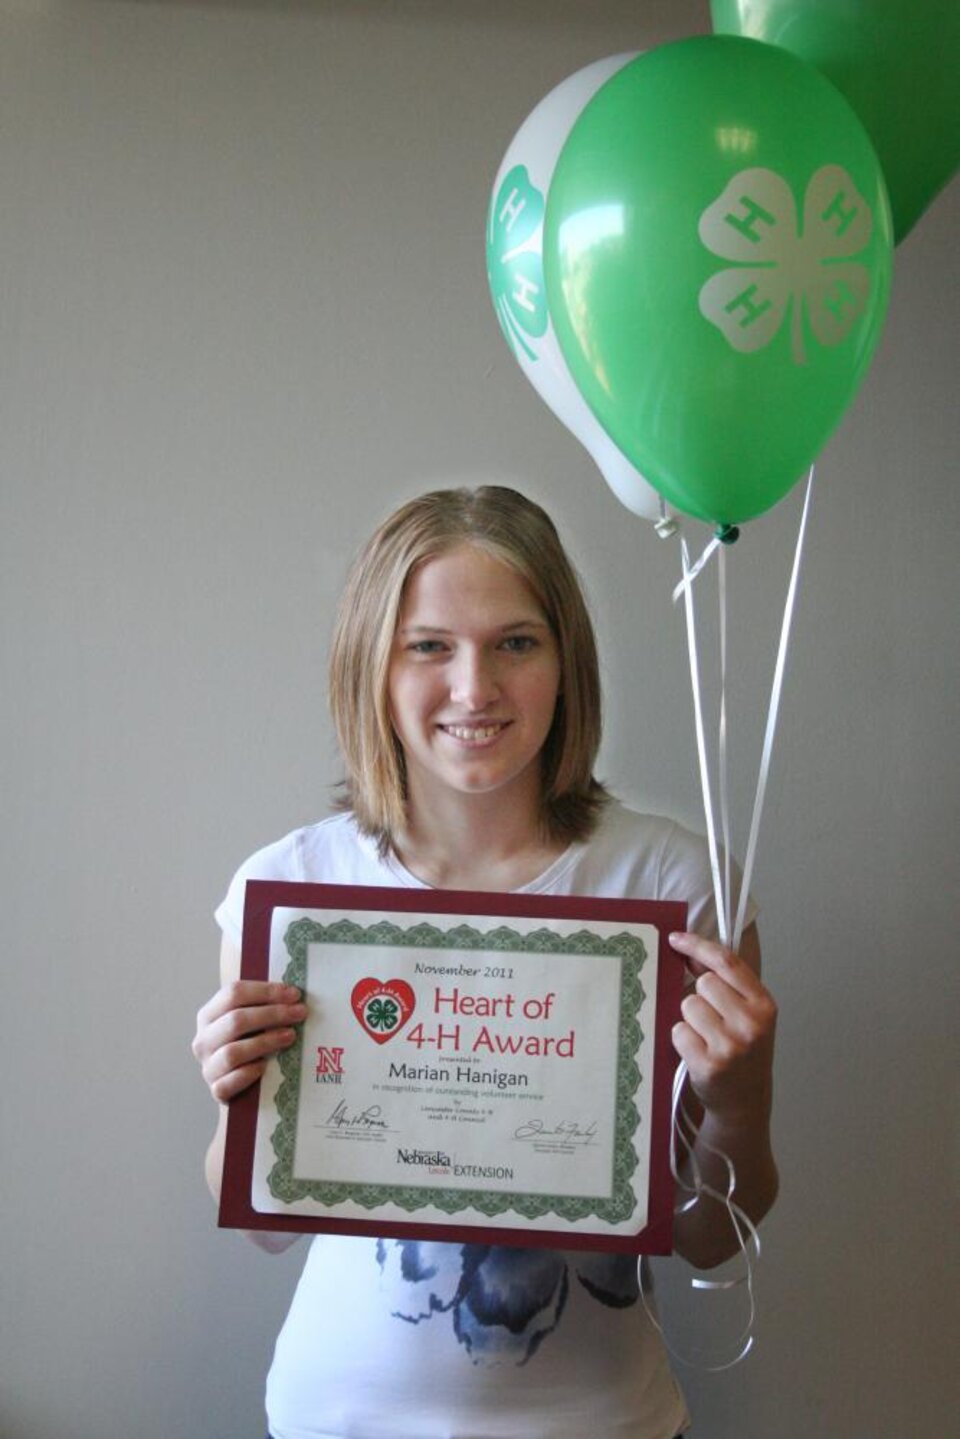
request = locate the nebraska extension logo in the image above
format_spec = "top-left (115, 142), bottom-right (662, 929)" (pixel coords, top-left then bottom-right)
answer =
top-left (314, 1045), bottom-right (345, 1085)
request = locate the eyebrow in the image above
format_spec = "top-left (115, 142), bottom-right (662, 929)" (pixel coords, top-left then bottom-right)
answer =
top-left (396, 620), bottom-right (551, 636)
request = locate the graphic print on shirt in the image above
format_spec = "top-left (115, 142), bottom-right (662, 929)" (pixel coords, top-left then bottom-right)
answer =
top-left (376, 1240), bottom-right (638, 1365)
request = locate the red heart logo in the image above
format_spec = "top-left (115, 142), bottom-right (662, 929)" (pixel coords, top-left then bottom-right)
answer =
top-left (351, 977), bottom-right (416, 1044)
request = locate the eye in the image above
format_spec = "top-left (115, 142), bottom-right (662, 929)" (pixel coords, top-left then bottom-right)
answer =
top-left (407, 639), bottom-right (447, 655)
top-left (500, 635), bottom-right (538, 654)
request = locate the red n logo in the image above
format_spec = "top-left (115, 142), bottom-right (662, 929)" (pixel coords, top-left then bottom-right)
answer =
top-left (316, 1046), bottom-right (345, 1076)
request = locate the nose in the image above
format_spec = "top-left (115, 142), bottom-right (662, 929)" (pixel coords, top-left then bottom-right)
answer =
top-left (449, 646), bottom-right (499, 711)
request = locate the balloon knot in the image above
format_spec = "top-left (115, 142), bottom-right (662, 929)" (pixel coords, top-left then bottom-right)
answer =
top-left (654, 516), bottom-right (680, 539)
top-left (716, 524), bottom-right (740, 545)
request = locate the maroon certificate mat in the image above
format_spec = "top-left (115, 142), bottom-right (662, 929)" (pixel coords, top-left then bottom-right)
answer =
top-left (220, 883), bottom-right (685, 1253)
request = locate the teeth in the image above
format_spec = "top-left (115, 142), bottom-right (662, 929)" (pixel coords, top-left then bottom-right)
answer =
top-left (444, 724), bottom-right (504, 741)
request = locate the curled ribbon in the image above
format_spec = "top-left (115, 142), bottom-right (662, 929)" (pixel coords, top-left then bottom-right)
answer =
top-left (639, 1060), bottom-right (761, 1371)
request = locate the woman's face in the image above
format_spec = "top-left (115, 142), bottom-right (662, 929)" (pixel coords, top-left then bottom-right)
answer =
top-left (387, 544), bottom-right (561, 816)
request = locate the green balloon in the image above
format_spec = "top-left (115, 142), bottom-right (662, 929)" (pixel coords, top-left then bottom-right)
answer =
top-left (711, 0), bottom-right (960, 246)
top-left (543, 36), bottom-right (893, 525)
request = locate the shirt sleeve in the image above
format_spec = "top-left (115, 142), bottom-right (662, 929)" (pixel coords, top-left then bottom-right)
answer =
top-left (658, 820), bottom-right (759, 944)
top-left (213, 831), bottom-right (302, 949)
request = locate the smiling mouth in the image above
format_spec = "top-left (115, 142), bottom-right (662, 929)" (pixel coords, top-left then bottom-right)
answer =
top-left (438, 722), bottom-right (509, 742)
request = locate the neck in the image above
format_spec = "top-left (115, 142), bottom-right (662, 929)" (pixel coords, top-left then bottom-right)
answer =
top-left (394, 778), bottom-right (563, 892)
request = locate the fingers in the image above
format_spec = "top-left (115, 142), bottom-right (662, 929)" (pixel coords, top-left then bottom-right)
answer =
top-left (687, 971), bottom-right (769, 1038)
top-left (668, 931), bottom-right (761, 998)
top-left (202, 1027), bottom-right (299, 1103)
top-left (675, 968), bottom-right (776, 1049)
top-left (669, 931), bottom-right (777, 1118)
top-left (670, 1014), bottom-right (710, 1073)
top-left (679, 989), bottom-right (744, 1051)
top-left (192, 980), bottom-right (306, 1104)
top-left (196, 980), bottom-right (302, 1035)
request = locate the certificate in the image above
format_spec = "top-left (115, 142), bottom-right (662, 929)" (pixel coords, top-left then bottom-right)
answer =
top-left (220, 883), bottom-right (685, 1253)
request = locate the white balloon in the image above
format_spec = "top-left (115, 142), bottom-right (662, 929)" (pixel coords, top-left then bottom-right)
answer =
top-left (487, 54), bottom-right (672, 524)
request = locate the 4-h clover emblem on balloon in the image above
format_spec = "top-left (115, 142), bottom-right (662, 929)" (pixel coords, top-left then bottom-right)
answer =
top-left (485, 53), bottom-right (672, 523)
top-left (487, 164), bottom-right (548, 364)
top-left (543, 36), bottom-right (893, 526)
top-left (698, 166), bottom-right (876, 366)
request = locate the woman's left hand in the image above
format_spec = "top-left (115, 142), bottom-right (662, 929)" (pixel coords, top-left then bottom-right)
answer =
top-left (668, 926), bottom-right (776, 1126)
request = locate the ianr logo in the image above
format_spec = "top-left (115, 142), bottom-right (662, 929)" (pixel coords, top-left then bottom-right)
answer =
top-left (315, 1046), bottom-right (345, 1084)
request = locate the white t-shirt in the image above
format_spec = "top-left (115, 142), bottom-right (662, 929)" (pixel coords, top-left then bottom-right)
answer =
top-left (216, 802), bottom-right (756, 1439)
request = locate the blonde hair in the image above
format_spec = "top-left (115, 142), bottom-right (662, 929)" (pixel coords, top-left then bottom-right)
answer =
top-left (329, 486), bottom-right (608, 850)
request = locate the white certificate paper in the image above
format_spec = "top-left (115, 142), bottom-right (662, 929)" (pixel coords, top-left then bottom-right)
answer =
top-left (221, 883), bottom-right (685, 1253)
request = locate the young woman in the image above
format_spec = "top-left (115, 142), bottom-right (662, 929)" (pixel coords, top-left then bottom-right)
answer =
top-left (193, 486), bottom-right (778, 1439)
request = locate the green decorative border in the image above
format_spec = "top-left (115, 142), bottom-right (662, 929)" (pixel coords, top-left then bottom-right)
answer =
top-left (267, 917), bottom-right (647, 1225)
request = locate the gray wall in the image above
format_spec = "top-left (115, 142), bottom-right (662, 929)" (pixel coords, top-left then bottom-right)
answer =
top-left (2, 2), bottom-right (957, 1436)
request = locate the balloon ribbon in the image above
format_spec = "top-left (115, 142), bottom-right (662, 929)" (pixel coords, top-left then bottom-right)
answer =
top-left (641, 466), bottom-right (814, 1368)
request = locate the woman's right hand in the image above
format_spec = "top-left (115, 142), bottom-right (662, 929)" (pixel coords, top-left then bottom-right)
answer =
top-left (192, 948), bottom-right (306, 1104)
top-left (195, 941), bottom-right (307, 1249)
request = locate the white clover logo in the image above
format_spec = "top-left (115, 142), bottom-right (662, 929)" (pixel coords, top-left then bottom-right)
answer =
top-left (698, 165), bottom-right (874, 365)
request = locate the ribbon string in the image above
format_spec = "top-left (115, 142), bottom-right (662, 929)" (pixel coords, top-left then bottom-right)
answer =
top-left (678, 534), bottom-right (729, 946)
top-left (718, 545), bottom-right (732, 936)
top-left (733, 467), bottom-right (814, 950)
top-left (639, 1058), bottom-right (760, 1371)
top-left (672, 533), bottom-right (722, 603)
top-left (647, 466), bottom-right (814, 1369)
top-left (674, 466), bottom-right (814, 946)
